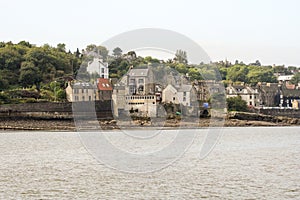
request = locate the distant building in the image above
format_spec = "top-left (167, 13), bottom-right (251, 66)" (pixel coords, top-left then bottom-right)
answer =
top-left (112, 67), bottom-right (160, 117)
top-left (162, 84), bottom-right (196, 106)
top-left (277, 75), bottom-right (293, 83)
top-left (87, 57), bottom-right (109, 78)
top-left (226, 84), bottom-right (260, 107)
top-left (66, 82), bottom-right (98, 102)
top-left (193, 80), bottom-right (224, 102)
top-left (96, 78), bottom-right (113, 101)
top-left (257, 83), bottom-right (281, 107)
top-left (112, 83), bottom-right (126, 117)
top-left (292, 99), bottom-right (300, 109)
top-left (279, 83), bottom-right (300, 108)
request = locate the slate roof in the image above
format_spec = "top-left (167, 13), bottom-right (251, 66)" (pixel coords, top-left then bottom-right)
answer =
top-left (128, 68), bottom-right (149, 77)
top-left (177, 84), bottom-right (193, 92)
top-left (71, 82), bottom-right (97, 89)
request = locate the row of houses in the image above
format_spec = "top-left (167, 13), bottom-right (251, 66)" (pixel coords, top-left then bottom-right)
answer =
top-left (226, 82), bottom-right (300, 109)
top-left (65, 63), bottom-right (300, 117)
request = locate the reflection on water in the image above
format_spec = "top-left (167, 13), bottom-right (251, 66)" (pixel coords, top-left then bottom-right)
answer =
top-left (0, 127), bottom-right (299, 199)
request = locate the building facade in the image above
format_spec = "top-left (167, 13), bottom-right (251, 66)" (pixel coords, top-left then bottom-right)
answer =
top-left (96, 78), bottom-right (113, 101)
top-left (87, 57), bottom-right (109, 78)
top-left (226, 85), bottom-right (260, 107)
top-left (66, 82), bottom-right (98, 102)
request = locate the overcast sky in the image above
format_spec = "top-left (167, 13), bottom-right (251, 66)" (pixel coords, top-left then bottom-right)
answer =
top-left (1, 0), bottom-right (300, 66)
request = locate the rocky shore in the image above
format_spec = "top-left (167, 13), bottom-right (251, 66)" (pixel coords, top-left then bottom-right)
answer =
top-left (0, 111), bottom-right (299, 131)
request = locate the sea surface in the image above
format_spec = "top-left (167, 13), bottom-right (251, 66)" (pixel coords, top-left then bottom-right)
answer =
top-left (0, 127), bottom-right (299, 199)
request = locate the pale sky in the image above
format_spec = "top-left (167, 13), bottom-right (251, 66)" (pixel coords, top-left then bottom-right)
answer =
top-left (1, 0), bottom-right (300, 66)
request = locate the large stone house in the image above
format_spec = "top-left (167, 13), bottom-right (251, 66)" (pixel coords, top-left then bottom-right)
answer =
top-left (112, 67), bottom-right (159, 117)
top-left (226, 84), bottom-right (260, 107)
top-left (66, 82), bottom-right (98, 102)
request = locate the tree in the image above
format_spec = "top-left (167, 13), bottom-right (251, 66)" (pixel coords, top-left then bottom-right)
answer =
top-left (0, 76), bottom-right (9, 91)
top-left (57, 43), bottom-right (66, 52)
top-left (19, 62), bottom-right (41, 89)
top-left (247, 66), bottom-right (277, 84)
top-left (112, 47), bottom-right (122, 57)
top-left (174, 49), bottom-right (188, 64)
top-left (290, 72), bottom-right (300, 85)
top-left (226, 65), bottom-right (248, 82)
top-left (226, 96), bottom-right (248, 112)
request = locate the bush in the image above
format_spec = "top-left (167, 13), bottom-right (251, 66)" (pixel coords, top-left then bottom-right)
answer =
top-left (0, 93), bottom-right (11, 104)
top-left (226, 96), bottom-right (248, 112)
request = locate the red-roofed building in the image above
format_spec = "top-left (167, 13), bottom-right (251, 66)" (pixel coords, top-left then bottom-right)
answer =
top-left (97, 78), bottom-right (113, 100)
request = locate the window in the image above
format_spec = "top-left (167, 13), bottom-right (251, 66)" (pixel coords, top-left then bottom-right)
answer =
top-left (138, 85), bottom-right (144, 92)
top-left (82, 96), bottom-right (85, 101)
top-left (138, 78), bottom-right (144, 84)
top-left (183, 92), bottom-right (186, 96)
top-left (173, 97), bottom-right (175, 101)
top-left (101, 68), bottom-right (104, 73)
top-left (183, 97), bottom-right (186, 101)
top-left (89, 96), bottom-right (91, 101)
top-left (130, 79), bottom-right (135, 84)
top-left (250, 95), bottom-right (252, 99)
top-left (82, 89), bottom-right (84, 93)
top-left (75, 96), bottom-right (79, 101)
top-left (249, 101), bottom-right (252, 105)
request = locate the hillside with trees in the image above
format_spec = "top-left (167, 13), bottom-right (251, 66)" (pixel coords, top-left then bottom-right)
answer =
top-left (0, 41), bottom-right (299, 105)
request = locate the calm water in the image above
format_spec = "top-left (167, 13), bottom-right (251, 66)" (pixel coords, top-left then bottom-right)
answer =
top-left (0, 127), bottom-right (299, 199)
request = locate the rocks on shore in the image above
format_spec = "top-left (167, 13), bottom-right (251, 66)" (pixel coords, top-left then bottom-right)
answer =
top-left (1, 111), bottom-right (299, 131)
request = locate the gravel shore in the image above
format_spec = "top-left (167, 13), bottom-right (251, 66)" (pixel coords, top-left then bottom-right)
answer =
top-left (0, 116), bottom-right (294, 131)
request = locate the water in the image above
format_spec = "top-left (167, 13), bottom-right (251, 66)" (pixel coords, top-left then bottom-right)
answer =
top-left (0, 127), bottom-right (299, 199)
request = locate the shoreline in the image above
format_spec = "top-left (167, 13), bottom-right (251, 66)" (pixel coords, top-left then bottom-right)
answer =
top-left (0, 115), bottom-right (298, 131)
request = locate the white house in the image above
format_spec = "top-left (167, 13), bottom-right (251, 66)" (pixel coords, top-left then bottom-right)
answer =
top-left (277, 75), bottom-right (293, 82)
top-left (87, 57), bottom-right (109, 78)
top-left (162, 84), bottom-right (195, 106)
top-left (226, 85), bottom-right (260, 107)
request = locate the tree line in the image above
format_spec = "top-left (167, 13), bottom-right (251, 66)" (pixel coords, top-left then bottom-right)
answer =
top-left (0, 41), bottom-right (299, 104)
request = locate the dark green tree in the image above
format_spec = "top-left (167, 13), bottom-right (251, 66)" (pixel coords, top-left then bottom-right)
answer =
top-left (19, 62), bottom-right (42, 89)
top-left (290, 72), bottom-right (300, 84)
top-left (226, 96), bottom-right (248, 112)
top-left (112, 47), bottom-right (123, 57)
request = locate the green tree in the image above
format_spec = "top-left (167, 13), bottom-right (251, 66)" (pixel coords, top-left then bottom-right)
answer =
top-left (174, 49), bottom-right (188, 64)
top-left (290, 72), bottom-right (300, 84)
top-left (226, 65), bottom-right (248, 82)
top-left (0, 76), bottom-right (9, 91)
top-left (112, 47), bottom-right (122, 57)
top-left (247, 66), bottom-right (276, 84)
top-left (19, 62), bottom-right (42, 89)
top-left (226, 96), bottom-right (248, 112)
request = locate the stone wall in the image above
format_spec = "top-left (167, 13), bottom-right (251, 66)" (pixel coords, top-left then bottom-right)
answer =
top-left (258, 109), bottom-right (300, 118)
top-left (0, 101), bottom-right (113, 119)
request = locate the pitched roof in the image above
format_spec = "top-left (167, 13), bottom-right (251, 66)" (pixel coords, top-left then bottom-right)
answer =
top-left (71, 82), bottom-right (97, 89)
top-left (177, 84), bottom-right (193, 92)
top-left (128, 68), bottom-right (149, 77)
top-left (97, 78), bottom-right (113, 91)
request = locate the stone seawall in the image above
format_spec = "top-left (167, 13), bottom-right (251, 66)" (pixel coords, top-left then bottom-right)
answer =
top-left (258, 109), bottom-right (300, 118)
top-left (228, 111), bottom-right (300, 125)
top-left (0, 101), bottom-right (113, 119)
